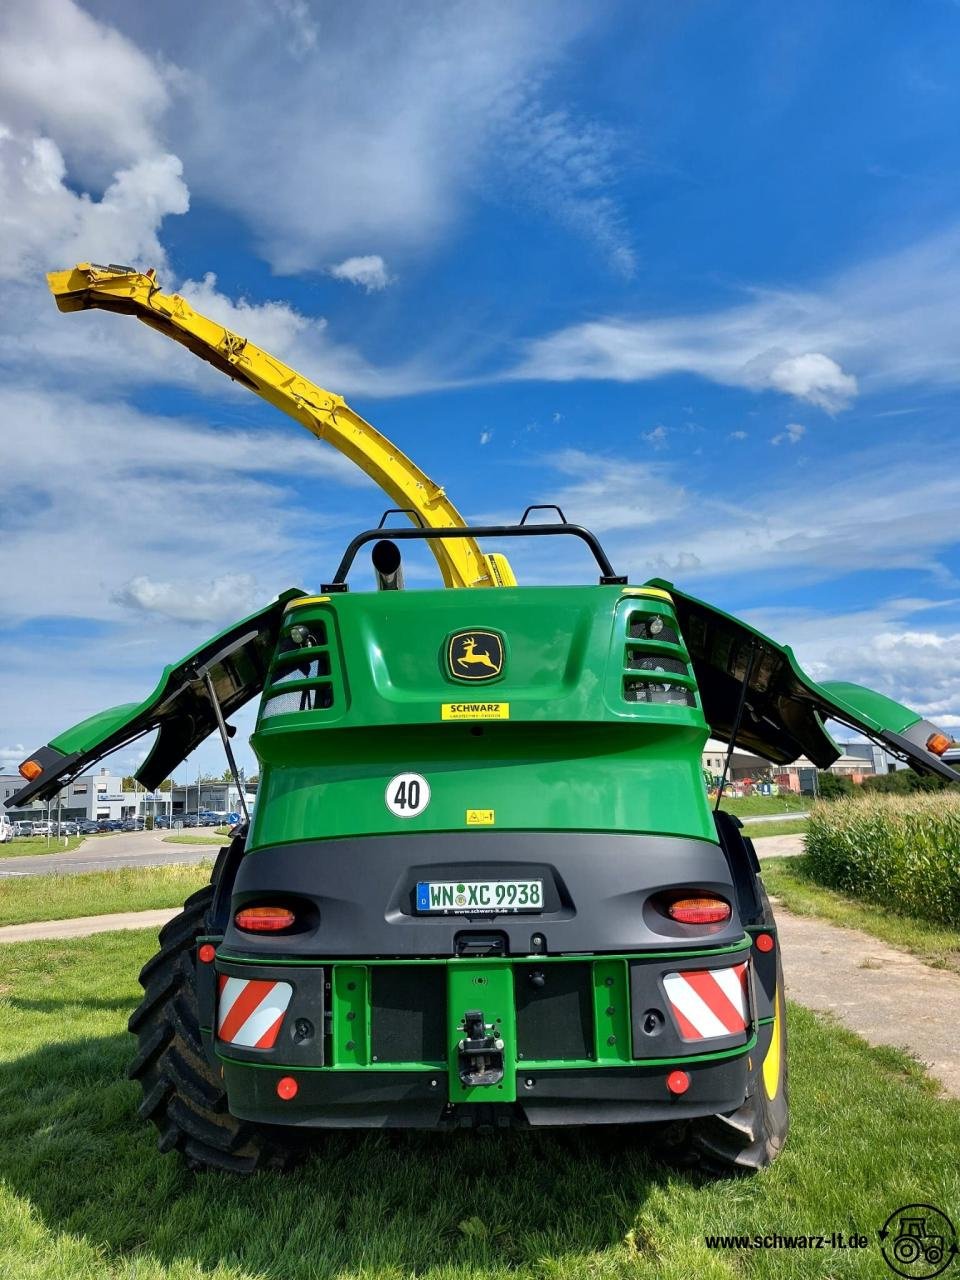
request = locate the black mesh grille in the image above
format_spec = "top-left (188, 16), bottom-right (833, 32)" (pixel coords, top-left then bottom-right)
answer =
top-left (623, 679), bottom-right (696, 707)
top-left (261, 684), bottom-right (334, 717)
top-left (370, 966), bottom-right (447, 1064)
top-left (280, 621), bottom-right (327, 650)
top-left (628, 615), bottom-right (679, 645)
top-left (515, 964), bottom-right (593, 1062)
top-left (271, 653), bottom-right (332, 684)
top-left (626, 651), bottom-right (688, 675)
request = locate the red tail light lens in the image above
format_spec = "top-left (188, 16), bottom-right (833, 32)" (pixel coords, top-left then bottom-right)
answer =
top-left (235, 906), bottom-right (296, 932)
top-left (667, 896), bottom-right (731, 925)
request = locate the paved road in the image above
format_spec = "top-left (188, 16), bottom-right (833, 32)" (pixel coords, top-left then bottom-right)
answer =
top-left (0, 829), bottom-right (220, 877)
top-left (741, 811), bottom-right (809, 825)
top-left (1, 827), bottom-right (803, 878)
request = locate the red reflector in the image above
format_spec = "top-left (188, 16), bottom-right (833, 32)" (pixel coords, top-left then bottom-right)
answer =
top-left (927, 731), bottom-right (952, 756)
top-left (235, 906), bottom-right (295, 932)
top-left (19, 759), bottom-right (42, 781)
top-left (666, 1069), bottom-right (690, 1095)
top-left (667, 896), bottom-right (731, 925)
top-left (755, 932), bottom-right (775, 952)
top-left (277, 1075), bottom-right (298, 1100)
top-left (198, 944), bottom-right (216, 964)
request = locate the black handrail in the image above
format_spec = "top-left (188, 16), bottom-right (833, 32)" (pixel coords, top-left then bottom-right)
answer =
top-left (323, 522), bottom-right (627, 591)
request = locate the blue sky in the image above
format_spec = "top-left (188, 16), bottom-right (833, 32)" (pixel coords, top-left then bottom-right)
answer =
top-left (2, 0), bottom-right (960, 781)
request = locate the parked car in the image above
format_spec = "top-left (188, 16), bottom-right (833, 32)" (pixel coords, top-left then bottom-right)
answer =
top-left (180, 812), bottom-right (200, 826)
top-left (0, 815), bottom-right (12, 843)
top-left (154, 814), bottom-right (173, 829)
top-left (120, 817), bottom-right (145, 832)
top-left (54, 821), bottom-right (79, 836)
top-left (96, 818), bottom-right (122, 832)
top-left (31, 821), bottom-right (53, 835)
top-left (78, 820), bottom-right (101, 834)
top-left (14, 821), bottom-right (35, 837)
top-left (199, 814), bottom-right (221, 827)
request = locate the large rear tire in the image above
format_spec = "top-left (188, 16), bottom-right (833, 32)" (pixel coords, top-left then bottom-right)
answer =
top-left (127, 868), bottom-right (298, 1173)
top-left (657, 893), bottom-right (789, 1175)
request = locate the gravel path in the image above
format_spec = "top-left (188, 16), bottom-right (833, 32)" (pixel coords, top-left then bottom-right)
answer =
top-left (775, 907), bottom-right (960, 1098)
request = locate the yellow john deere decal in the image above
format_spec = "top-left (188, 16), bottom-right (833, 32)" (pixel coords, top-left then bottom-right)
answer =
top-left (447, 630), bottom-right (504, 681)
top-left (466, 809), bottom-right (495, 825)
top-left (441, 702), bottom-right (510, 721)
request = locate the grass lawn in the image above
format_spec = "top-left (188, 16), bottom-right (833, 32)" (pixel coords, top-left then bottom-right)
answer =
top-left (745, 819), bottom-right (809, 840)
top-left (0, 864), bottom-right (212, 927)
top-left (0, 834), bottom-right (85, 860)
top-left (762, 855), bottom-right (960, 974)
top-left (162, 834), bottom-right (227, 846)
top-left (718, 794), bottom-right (809, 818)
top-left (1, 930), bottom-right (958, 1278)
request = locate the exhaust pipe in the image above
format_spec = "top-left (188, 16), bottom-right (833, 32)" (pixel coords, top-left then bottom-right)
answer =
top-left (372, 538), bottom-right (404, 590)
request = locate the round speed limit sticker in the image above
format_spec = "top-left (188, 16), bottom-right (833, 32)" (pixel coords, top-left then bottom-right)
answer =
top-left (385, 773), bottom-right (431, 818)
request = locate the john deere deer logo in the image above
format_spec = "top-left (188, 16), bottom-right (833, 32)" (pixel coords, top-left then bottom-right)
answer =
top-left (448, 631), bottom-right (504, 682)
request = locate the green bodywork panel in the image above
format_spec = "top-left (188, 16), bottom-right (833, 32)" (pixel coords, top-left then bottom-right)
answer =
top-left (9, 571), bottom-right (956, 815)
top-left (817, 681), bottom-right (921, 735)
top-left (7, 590), bottom-right (305, 806)
top-left (249, 585), bottom-right (716, 847)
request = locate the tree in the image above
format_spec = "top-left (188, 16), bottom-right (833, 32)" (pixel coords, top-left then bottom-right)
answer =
top-left (816, 771), bottom-right (853, 799)
top-left (863, 769), bottom-right (946, 794)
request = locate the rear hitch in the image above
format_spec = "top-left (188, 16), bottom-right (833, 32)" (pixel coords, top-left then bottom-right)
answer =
top-left (457, 1009), bottom-right (504, 1087)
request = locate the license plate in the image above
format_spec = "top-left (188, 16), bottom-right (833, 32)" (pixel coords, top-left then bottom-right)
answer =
top-left (416, 879), bottom-right (544, 913)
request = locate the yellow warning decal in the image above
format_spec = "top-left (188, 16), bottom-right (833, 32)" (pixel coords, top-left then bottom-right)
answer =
top-left (466, 809), bottom-right (495, 825)
top-left (441, 702), bottom-right (510, 721)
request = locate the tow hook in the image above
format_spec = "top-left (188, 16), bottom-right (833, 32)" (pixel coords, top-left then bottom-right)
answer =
top-left (457, 1009), bottom-right (504, 1087)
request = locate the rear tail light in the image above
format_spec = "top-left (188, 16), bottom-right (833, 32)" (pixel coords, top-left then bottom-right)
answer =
top-left (235, 905), bottom-right (296, 932)
top-left (667, 896), bottom-right (731, 925)
top-left (926, 731), bottom-right (952, 756)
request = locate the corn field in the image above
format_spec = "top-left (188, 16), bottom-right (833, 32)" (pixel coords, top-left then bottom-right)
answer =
top-left (804, 792), bottom-right (960, 926)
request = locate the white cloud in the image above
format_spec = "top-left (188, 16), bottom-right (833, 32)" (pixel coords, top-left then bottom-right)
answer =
top-left (93, 0), bottom-right (623, 273)
top-left (0, 385), bottom-right (378, 626)
top-left (479, 429), bottom-right (492, 446)
top-left (0, 0), bottom-right (172, 181)
top-left (0, 127), bottom-right (188, 281)
top-left (741, 600), bottom-right (960, 732)
top-left (766, 354), bottom-right (856, 412)
top-left (520, 442), bottom-right (960, 590)
top-left (113, 574), bottom-right (261, 625)
top-left (642, 425), bottom-right (669, 449)
top-left (728, 430), bottom-right (748, 441)
top-left (494, 101), bottom-right (636, 276)
top-left (508, 224), bottom-right (960, 407)
top-left (328, 255), bottom-right (393, 292)
top-left (771, 422), bottom-right (805, 446)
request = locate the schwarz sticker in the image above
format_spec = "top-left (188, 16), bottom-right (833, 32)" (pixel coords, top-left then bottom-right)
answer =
top-left (385, 772), bottom-right (431, 818)
top-left (447, 630), bottom-right (504, 681)
top-left (441, 703), bottom-right (510, 721)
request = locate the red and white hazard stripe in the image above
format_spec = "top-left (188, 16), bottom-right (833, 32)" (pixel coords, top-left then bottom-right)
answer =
top-left (217, 976), bottom-right (293, 1049)
top-left (662, 964), bottom-right (749, 1040)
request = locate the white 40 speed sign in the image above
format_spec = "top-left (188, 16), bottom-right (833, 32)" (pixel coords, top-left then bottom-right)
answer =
top-left (385, 772), bottom-right (431, 818)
